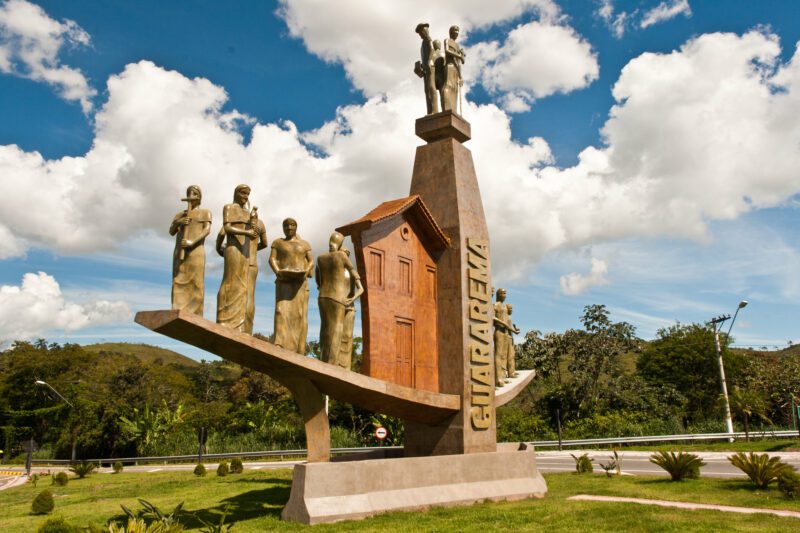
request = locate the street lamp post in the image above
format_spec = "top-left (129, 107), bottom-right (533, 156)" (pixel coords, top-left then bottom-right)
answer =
top-left (709, 300), bottom-right (748, 442)
top-left (34, 379), bottom-right (76, 461)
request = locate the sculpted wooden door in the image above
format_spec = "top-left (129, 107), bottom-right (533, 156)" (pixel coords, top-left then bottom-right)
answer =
top-left (394, 318), bottom-right (414, 387)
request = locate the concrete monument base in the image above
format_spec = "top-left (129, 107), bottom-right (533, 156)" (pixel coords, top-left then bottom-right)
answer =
top-left (281, 444), bottom-right (547, 524)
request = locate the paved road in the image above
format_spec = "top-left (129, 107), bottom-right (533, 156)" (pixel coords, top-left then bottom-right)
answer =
top-left (535, 450), bottom-right (800, 478)
top-left (3, 451), bottom-right (800, 487)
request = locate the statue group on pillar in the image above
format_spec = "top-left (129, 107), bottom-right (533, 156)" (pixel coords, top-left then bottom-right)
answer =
top-left (415, 22), bottom-right (465, 115)
top-left (169, 186), bottom-right (362, 369)
top-left (493, 288), bottom-right (520, 387)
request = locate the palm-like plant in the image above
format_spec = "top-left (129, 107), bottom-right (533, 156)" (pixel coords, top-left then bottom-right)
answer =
top-left (728, 452), bottom-right (791, 489)
top-left (570, 453), bottom-right (593, 473)
top-left (728, 388), bottom-right (771, 442)
top-left (649, 451), bottom-right (705, 481)
top-left (68, 461), bottom-right (96, 478)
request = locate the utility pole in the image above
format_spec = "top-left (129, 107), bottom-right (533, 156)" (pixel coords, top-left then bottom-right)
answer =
top-left (709, 300), bottom-right (748, 443)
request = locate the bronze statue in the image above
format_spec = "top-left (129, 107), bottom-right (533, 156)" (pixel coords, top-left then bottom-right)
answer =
top-left (414, 23), bottom-right (440, 115)
top-left (506, 303), bottom-right (520, 378)
top-left (493, 288), bottom-right (510, 387)
top-left (339, 247), bottom-right (358, 367)
top-left (441, 25), bottom-right (465, 113)
top-left (315, 232), bottom-right (364, 369)
top-left (169, 185), bottom-right (211, 315)
top-left (269, 218), bottom-right (314, 354)
top-left (216, 184), bottom-right (267, 334)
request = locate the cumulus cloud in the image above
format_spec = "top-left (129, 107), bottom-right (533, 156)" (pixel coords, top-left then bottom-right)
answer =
top-left (640, 0), bottom-right (692, 29)
top-left (0, 0), bottom-right (95, 113)
top-left (277, 0), bottom-right (562, 98)
top-left (0, 272), bottom-right (131, 345)
top-left (1, 19), bottom-right (800, 289)
top-left (560, 257), bottom-right (610, 295)
top-left (470, 21), bottom-right (599, 112)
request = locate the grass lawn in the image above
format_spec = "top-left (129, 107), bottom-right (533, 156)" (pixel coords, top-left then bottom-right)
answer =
top-left (1, 469), bottom-right (799, 532)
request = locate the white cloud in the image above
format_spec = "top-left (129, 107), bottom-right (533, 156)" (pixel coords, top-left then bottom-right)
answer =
top-left (0, 0), bottom-right (95, 113)
top-left (1, 28), bottom-right (799, 292)
top-left (596, 0), bottom-right (631, 39)
top-left (560, 257), bottom-right (610, 295)
top-left (470, 21), bottom-right (599, 112)
top-left (640, 0), bottom-right (692, 29)
top-left (0, 272), bottom-right (131, 345)
top-left (276, 0), bottom-right (563, 100)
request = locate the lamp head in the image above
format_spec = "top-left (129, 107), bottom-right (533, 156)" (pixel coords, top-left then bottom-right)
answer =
top-left (34, 380), bottom-right (46, 385)
top-left (738, 300), bottom-right (748, 309)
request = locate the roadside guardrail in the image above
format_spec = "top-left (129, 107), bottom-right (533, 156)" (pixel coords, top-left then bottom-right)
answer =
top-left (27, 430), bottom-right (797, 465)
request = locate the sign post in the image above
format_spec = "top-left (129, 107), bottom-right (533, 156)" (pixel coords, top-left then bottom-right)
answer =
top-left (197, 427), bottom-right (207, 463)
top-left (374, 426), bottom-right (387, 446)
top-left (23, 439), bottom-right (38, 477)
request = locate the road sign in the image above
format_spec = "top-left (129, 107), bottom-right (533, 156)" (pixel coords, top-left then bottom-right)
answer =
top-left (374, 427), bottom-right (388, 440)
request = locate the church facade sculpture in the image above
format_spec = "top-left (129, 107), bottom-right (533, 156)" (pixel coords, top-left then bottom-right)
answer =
top-left (315, 232), bottom-right (364, 369)
top-left (216, 184), bottom-right (267, 334)
top-left (169, 185), bottom-right (211, 315)
top-left (269, 218), bottom-right (314, 353)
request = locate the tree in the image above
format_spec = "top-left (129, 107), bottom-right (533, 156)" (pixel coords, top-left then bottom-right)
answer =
top-left (637, 323), bottom-right (745, 422)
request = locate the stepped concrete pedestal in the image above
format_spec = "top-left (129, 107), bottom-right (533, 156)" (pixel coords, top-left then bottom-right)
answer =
top-left (281, 444), bottom-right (546, 524)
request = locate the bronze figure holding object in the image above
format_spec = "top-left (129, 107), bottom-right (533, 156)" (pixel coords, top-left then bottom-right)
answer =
top-left (169, 185), bottom-right (211, 315)
top-left (216, 184), bottom-right (267, 334)
top-left (270, 218), bottom-right (314, 354)
top-left (441, 25), bottom-right (465, 114)
top-left (315, 232), bottom-right (364, 369)
top-left (415, 23), bottom-right (440, 115)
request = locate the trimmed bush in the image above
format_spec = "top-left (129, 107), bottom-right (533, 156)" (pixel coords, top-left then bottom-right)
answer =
top-left (728, 452), bottom-right (792, 489)
top-left (36, 516), bottom-right (79, 533)
top-left (68, 461), bottom-right (96, 479)
top-left (229, 457), bottom-right (243, 474)
top-left (52, 472), bottom-right (68, 487)
top-left (650, 451), bottom-right (705, 481)
top-left (778, 469), bottom-right (800, 499)
top-left (31, 489), bottom-right (55, 515)
top-left (113, 461), bottom-right (124, 474)
top-left (570, 453), bottom-right (593, 474)
top-left (193, 463), bottom-right (206, 477)
top-left (216, 462), bottom-right (229, 477)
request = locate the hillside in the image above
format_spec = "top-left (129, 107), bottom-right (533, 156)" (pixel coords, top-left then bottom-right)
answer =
top-left (84, 342), bottom-right (199, 368)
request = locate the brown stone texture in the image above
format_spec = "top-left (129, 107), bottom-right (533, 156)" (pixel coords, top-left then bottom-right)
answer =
top-left (338, 195), bottom-right (449, 393)
top-left (494, 370), bottom-right (536, 408)
top-left (405, 110), bottom-right (496, 456)
top-left (281, 446), bottom-right (548, 524)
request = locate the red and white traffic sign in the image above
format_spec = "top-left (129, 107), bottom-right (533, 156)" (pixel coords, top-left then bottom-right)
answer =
top-left (374, 427), bottom-right (388, 440)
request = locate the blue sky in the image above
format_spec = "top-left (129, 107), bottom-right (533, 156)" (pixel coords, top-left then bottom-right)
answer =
top-left (1, 0), bottom-right (799, 359)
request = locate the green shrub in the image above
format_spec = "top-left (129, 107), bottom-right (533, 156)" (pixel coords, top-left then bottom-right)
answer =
top-left (113, 461), bottom-right (124, 473)
top-left (193, 464), bottom-right (206, 477)
top-left (52, 471), bottom-right (69, 486)
top-left (229, 457), bottom-right (243, 474)
top-left (728, 452), bottom-right (792, 489)
top-left (36, 516), bottom-right (80, 532)
top-left (31, 473), bottom-right (40, 487)
top-left (36, 516), bottom-right (79, 532)
top-left (109, 517), bottom-right (184, 532)
top-left (570, 453), bottom-right (593, 473)
top-left (778, 469), bottom-right (800, 499)
top-left (120, 498), bottom-right (184, 529)
top-left (650, 451), bottom-right (706, 481)
top-left (216, 462), bottom-right (229, 477)
top-left (31, 489), bottom-right (55, 515)
top-left (68, 461), bottom-right (96, 479)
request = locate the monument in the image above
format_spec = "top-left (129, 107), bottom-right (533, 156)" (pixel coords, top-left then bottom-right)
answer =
top-left (136, 22), bottom-right (545, 524)
top-left (169, 185), bottom-right (211, 315)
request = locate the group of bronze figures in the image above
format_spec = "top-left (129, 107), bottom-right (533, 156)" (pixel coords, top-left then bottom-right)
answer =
top-left (169, 184), bottom-right (362, 369)
top-left (169, 183), bottom-right (518, 386)
top-left (415, 23), bottom-right (465, 115)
